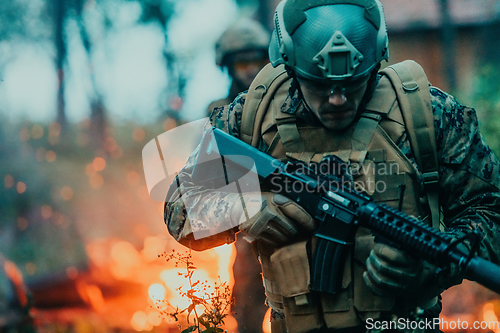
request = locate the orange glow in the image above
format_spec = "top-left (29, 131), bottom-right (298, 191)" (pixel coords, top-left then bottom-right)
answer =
top-left (157, 202), bottom-right (164, 218)
top-left (483, 303), bottom-right (500, 333)
top-left (36, 147), bottom-right (46, 162)
top-left (89, 174), bottom-right (104, 189)
top-left (41, 205), bottom-right (53, 219)
top-left (70, 236), bottom-right (237, 331)
top-left (93, 157), bottom-right (106, 171)
top-left (46, 150), bottom-right (57, 162)
top-left (148, 283), bottom-right (166, 302)
top-left (4, 260), bottom-right (28, 307)
top-left (104, 137), bottom-right (118, 152)
top-left (16, 181), bottom-right (26, 193)
top-left (86, 242), bottom-right (108, 268)
top-left (17, 217), bottom-right (28, 231)
top-left (224, 315), bottom-right (238, 332)
top-left (110, 241), bottom-right (141, 280)
top-left (126, 170), bottom-right (141, 185)
top-left (66, 266), bottom-right (78, 279)
top-left (163, 118), bottom-right (177, 131)
top-left (49, 122), bottom-right (61, 136)
top-left (31, 124), bottom-right (44, 139)
top-left (4, 175), bottom-right (14, 189)
top-left (60, 186), bottom-right (74, 201)
top-left (147, 310), bottom-right (163, 326)
top-left (19, 127), bottom-right (30, 142)
top-left (110, 147), bottom-right (123, 159)
top-left (132, 128), bottom-right (146, 142)
top-left (214, 244), bottom-right (237, 290)
top-left (142, 236), bottom-right (166, 263)
top-left (263, 308), bottom-right (272, 333)
top-left (131, 310), bottom-right (152, 331)
top-left (85, 163), bottom-right (97, 176)
top-left (85, 284), bottom-right (104, 311)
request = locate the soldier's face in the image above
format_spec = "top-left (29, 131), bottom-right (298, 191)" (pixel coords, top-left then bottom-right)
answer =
top-left (231, 50), bottom-right (269, 88)
top-left (298, 76), bottom-right (370, 131)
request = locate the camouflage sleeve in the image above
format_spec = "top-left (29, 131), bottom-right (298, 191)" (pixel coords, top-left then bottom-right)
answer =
top-left (164, 93), bottom-right (247, 251)
top-left (431, 87), bottom-right (500, 264)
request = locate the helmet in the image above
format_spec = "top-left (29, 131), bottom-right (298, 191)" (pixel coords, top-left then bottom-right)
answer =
top-left (215, 18), bottom-right (271, 67)
top-left (269, 0), bottom-right (389, 82)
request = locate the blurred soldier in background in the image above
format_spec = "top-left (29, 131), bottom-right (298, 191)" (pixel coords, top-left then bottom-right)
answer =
top-left (207, 18), bottom-right (271, 332)
top-left (0, 255), bottom-right (35, 332)
top-left (207, 18), bottom-right (271, 116)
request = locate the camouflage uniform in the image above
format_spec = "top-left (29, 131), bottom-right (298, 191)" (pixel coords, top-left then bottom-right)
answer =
top-left (165, 77), bottom-right (500, 331)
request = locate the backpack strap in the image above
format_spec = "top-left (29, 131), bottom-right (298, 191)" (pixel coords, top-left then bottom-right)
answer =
top-left (240, 63), bottom-right (290, 147)
top-left (381, 60), bottom-right (440, 230)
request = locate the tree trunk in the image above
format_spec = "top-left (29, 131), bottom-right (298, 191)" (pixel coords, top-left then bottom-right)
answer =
top-left (75, 0), bottom-right (107, 150)
top-left (54, 0), bottom-right (67, 130)
top-left (438, 0), bottom-right (457, 92)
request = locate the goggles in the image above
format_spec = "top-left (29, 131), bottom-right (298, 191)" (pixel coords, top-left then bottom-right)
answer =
top-left (297, 74), bottom-right (370, 96)
top-left (233, 58), bottom-right (269, 71)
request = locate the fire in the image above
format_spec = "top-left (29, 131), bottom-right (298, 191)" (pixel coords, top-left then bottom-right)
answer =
top-left (483, 302), bottom-right (500, 333)
top-left (82, 237), bottom-right (238, 331)
top-left (213, 244), bottom-right (237, 288)
top-left (110, 240), bottom-right (141, 280)
top-left (263, 308), bottom-right (272, 333)
top-left (76, 280), bottom-right (105, 311)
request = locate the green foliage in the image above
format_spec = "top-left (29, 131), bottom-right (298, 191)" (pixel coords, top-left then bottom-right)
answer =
top-left (466, 63), bottom-right (500, 157)
top-left (157, 250), bottom-right (234, 333)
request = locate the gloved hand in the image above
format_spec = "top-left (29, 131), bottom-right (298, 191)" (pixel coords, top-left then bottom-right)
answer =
top-left (363, 243), bottom-right (429, 297)
top-left (364, 241), bottom-right (467, 307)
top-left (230, 192), bottom-right (316, 247)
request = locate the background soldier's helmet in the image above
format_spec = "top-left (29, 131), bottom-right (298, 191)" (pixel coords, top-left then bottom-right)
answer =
top-left (269, 0), bottom-right (389, 82)
top-left (215, 18), bottom-right (271, 68)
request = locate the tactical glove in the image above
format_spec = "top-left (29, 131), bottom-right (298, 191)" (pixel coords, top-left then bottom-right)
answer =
top-left (363, 243), bottom-right (424, 295)
top-left (231, 192), bottom-right (316, 247)
top-left (363, 242), bottom-right (464, 307)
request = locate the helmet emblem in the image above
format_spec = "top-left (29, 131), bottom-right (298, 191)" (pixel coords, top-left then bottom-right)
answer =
top-left (313, 30), bottom-right (364, 79)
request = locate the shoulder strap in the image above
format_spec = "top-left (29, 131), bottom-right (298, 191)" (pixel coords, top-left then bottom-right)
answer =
top-left (381, 60), bottom-right (440, 229)
top-left (240, 63), bottom-right (290, 147)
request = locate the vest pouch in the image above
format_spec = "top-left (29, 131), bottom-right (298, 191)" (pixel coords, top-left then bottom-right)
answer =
top-left (372, 168), bottom-right (407, 211)
top-left (353, 233), bottom-right (396, 317)
top-left (270, 240), bottom-right (323, 333)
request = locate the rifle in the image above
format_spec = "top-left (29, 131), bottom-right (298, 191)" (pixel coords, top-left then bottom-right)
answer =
top-left (192, 127), bottom-right (500, 295)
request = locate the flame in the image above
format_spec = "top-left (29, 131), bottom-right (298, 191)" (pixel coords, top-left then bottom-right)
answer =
top-left (263, 308), bottom-right (272, 333)
top-left (78, 237), bottom-right (238, 330)
top-left (76, 280), bottom-right (105, 311)
top-left (142, 236), bottom-right (167, 263)
top-left (483, 302), bottom-right (500, 333)
top-left (159, 267), bottom-right (210, 312)
top-left (131, 310), bottom-right (152, 331)
top-left (110, 241), bottom-right (141, 280)
top-left (213, 244), bottom-right (236, 289)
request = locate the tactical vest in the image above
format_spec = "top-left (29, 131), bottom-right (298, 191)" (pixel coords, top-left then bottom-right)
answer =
top-left (239, 61), bottom-right (440, 332)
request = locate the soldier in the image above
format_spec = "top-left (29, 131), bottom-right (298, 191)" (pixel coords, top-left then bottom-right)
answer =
top-left (207, 18), bottom-right (270, 116)
top-left (207, 18), bottom-right (271, 332)
top-left (165, 0), bottom-right (500, 332)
